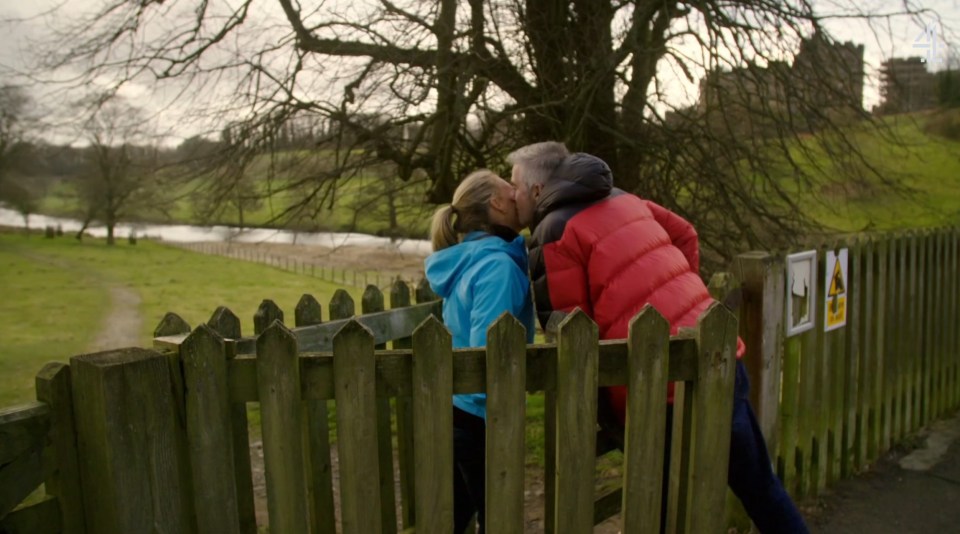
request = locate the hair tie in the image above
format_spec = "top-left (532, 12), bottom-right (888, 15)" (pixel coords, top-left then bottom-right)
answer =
top-left (450, 205), bottom-right (459, 216)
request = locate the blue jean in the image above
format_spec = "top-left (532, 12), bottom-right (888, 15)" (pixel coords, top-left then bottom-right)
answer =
top-left (727, 361), bottom-right (809, 534)
top-left (453, 407), bottom-right (485, 534)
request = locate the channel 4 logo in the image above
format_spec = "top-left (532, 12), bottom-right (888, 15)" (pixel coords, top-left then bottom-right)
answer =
top-left (913, 25), bottom-right (944, 65)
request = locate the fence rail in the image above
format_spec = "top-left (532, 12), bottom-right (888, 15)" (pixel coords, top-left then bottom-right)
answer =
top-left (174, 241), bottom-right (424, 290)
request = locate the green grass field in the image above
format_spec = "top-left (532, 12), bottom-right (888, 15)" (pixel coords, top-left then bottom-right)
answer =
top-left (0, 232), bottom-right (361, 407)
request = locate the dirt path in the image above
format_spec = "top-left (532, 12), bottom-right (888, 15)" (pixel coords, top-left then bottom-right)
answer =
top-left (86, 284), bottom-right (142, 352)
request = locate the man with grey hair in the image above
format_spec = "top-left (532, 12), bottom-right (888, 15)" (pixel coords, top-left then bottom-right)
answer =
top-left (506, 141), bottom-right (569, 231)
top-left (508, 141), bottom-right (807, 533)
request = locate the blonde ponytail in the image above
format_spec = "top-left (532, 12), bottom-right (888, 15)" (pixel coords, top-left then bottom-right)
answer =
top-left (430, 204), bottom-right (459, 251)
top-left (428, 169), bottom-right (502, 252)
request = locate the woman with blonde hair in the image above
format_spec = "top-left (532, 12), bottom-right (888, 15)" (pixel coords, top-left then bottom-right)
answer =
top-left (424, 169), bottom-right (535, 534)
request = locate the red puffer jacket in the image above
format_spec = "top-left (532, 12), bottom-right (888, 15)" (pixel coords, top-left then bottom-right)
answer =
top-left (528, 153), bottom-right (743, 424)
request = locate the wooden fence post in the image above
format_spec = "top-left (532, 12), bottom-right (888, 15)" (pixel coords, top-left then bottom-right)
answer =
top-left (411, 316), bottom-right (454, 533)
top-left (687, 303), bottom-right (738, 533)
top-left (154, 312), bottom-right (191, 337)
top-left (554, 310), bottom-right (598, 532)
top-left (733, 252), bottom-right (785, 453)
top-left (35, 362), bottom-right (86, 534)
top-left (295, 294), bottom-right (337, 534)
top-left (181, 326), bottom-right (240, 534)
top-left (257, 321), bottom-right (310, 534)
top-left (621, 306), bottom-right (670, 533)
top-left (416, 278), bottom-right (437, 303)
top-left (254, 300), bottom-right (284, 335)
top-left (70, 348), bottom-right (194, 534)
top-left (485, 313), bottom-right (527, 534)
top-left (206, 306), bottom-right (257, 534)
top-left (392, 279), bottom-right (417, 530)
top-left (333, 321), bottom-right (382, 534)
top-left (362, 284), bottom-right (399, 534)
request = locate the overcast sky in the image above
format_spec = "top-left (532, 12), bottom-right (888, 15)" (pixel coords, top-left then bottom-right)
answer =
top-left (2, 0), bottom-right (958, 145)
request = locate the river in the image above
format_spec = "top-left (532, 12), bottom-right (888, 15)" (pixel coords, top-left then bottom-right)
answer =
top-left (0, 207), bottom-right (433, 256)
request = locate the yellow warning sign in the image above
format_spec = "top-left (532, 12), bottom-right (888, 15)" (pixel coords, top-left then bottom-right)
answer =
top-left (829, 259), bottom-right (845, 297)
top-left (824, 249), bottom-right (848, 331)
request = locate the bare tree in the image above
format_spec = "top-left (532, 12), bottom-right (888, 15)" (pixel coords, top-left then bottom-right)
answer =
top-left (33, 0), bottom-right (945, 268)
top-left (74, 96), bottom-right (167, 244)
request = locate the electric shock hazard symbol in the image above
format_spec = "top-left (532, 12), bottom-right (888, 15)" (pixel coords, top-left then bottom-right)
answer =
top-left (824, 249), bottom-right (848, 331)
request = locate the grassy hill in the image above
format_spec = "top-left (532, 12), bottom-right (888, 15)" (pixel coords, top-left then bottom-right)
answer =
top-left (34, 111), bottom-right (960, 238)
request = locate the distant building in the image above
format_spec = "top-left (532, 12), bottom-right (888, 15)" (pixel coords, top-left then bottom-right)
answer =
top-left (696, 35), bottom-right (865, 135)
top-left (878, 57), bottom-right (937, 114)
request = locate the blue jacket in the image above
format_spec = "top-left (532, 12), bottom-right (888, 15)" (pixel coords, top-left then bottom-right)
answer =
top-left (424, 230), bottom-right (536, 419)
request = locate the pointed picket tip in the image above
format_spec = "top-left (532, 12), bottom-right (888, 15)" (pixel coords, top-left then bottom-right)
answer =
top-left (413, 314), bottom-right (451, 344)
top-left (696, 301), bottom-right (737, 328)
top-left (627, 305), bottom-right (669, 337)
top-left (557, 307), bottom-right (597, 334)
top-left (390, 278), bottom-right (410, 305)
top-left (294, 294), bottom-right (322, 327)
top-left (207, 306), bottom-right (241, 339)
top-left (153, 312), bottom-right (191, 337)
top-left (254, 299), bottom-right (284, 335)
top-left (487, 311), bottom-right (526, 340)
top-left (182, 324), bottom-right (225, 363)
top-left (329, 289), bottom-right (356, 319)
top-left (416, 278), bottom-right (438, 303)
top-left (362, 285), bottom-right (385, 312)
top-left (333, 319), bottom-right (374, 343)
top-left (256, 319), bottom-right (298, 353)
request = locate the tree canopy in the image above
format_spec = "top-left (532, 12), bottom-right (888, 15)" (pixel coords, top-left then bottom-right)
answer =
top-left (32, 0), bottom-right (942, 267)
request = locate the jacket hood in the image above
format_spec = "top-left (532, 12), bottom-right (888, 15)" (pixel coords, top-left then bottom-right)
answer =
top-left (534, 152), bottom-right (613, 227)
top-left (425, 231), bottom-right (528, 298)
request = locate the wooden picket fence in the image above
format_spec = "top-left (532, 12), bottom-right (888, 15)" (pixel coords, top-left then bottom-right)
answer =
top-left (1, 279), bottom-right (739, 533)
top-left (732, 227), bottom-right (960, 503)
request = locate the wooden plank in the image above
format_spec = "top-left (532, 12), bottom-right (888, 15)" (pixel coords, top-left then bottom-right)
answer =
top-left (826, 243), bottom-right (847, 484)
top-left (813, 246), bottom-right (829, 495)
top-left (0, 402), bottom-right (49, 467)
top-left (620, 306), bottom-right (670, 534)
top-left (362, 285), bottom-right (398, 534)
top-left (0, 442), bottom-right (43, 519)
top-left (882, 236), bottom-right (896, 454)
top-left (687, 304), bottom-right (738, 533)
top-left (873, 238), bottom-right (888, 458)
top-left (895, 234), bottom-right (908, 440)
top-left (181, 325), bottom-right (241, 534)
top-left (907, 233), bottom-right (921, 433)
top-left (392, 280), bottom-right (417, 530)
top-left (296, 294), bottom-right (336, 534)
top-left (855, 239), bottom-right (874, 466)
top-left (734, 252), bottom-right (785, 451)
top-left (860, 239), bottom-right (878, 465)
top-left (931, 230), bottom-right (941, 420)
top-left (70, 348), bottom-right (193, 534)
top-left (334, 320), bottom-right (382, 534)
top-left (843, 239), bottom-right (861, 477)
top-left (797, 298), bottom-right (818, 498)
top-left (154, 300), bottom-right (443, 353)
top-left (780, 332), bottom-right (801, 494)
top-left (35, 362), bottom-right (86, 534)
top-left (0, 496), bottom-right (61, 534)
top-left (553, 310), bottom-right (598, 533)
top-left (945, 228), bottom-right (960, 409)
top-left (256, 323), bottom-right (309, 534)
top-left (921, 231), bottom-right (934, 425)
top-left (485, 314), bottom-right (527, 534)
top-left (935, 230), bottom-right (947, 419)
top-left (410, 316), bottom-right (453, 532)
top-left (206, 306), bottom-right (257, 534)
